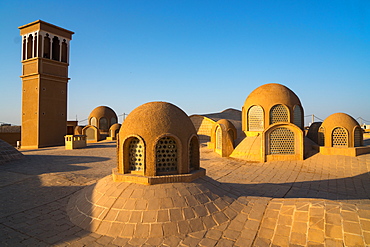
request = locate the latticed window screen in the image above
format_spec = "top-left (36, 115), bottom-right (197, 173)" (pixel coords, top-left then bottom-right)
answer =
top-left (269, 127), bottom-right (295, 154)
top-left (156, 137), bottom-right (177, 174)
top-left (354, 128), bottom-right (362, 147)
top-left (332, 127), bottom-right (348, 147)
top-left (293, 105), bottom-right (302, 128)
top-left (318, 126), bottom-right (325, 146)
top-left (216, 126), bottom-right (222, 150)
top-left (248, 105), bottom-right (264, 131)
top-left (111, 117), bottom-right (117, 125)
top-left (128, 138), bottom-right (144, 171)
top-left (270, 105), bottom-right (289, 124)
top-left (99, 117), bottom-right (108, 130)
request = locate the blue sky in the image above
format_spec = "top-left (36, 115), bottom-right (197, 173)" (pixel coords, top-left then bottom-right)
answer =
top-left (1, 0), bottom-right (369, 125)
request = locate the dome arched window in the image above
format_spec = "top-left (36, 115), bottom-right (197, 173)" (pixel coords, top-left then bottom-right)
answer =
top-left (270, 104), bottom-right (289, 124)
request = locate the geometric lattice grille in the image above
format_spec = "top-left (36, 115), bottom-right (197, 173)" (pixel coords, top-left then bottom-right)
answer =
top-left (293, 105), bottom-right (302, 128)
top-left (216, 126), bottom-right (222, 150)
top-left (332, 127), bottom-right (348, 147)
top-left (269, 127), bottom-right (295, 154)
top-left (248, 105), bottom-right (264, 131)
top-left (354, 128), bottom-right (362, 147)
top-left (128, 138), bottom-right (144, 171)
top-left (270, 104), bottom-right (289, 124)
top-left (99, 117), bottom-right (108, 130)
top-left (318, 126), bottom-right (325, 146)
top-left (156, 137), bottom-right (177, 174)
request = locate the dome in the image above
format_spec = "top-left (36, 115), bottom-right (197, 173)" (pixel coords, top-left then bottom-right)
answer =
top-left (119, 102), bottom-right (196, 144)
top-left (117, 101), bottom-right (200, 178)
top-left (88, 106), bottom-right (118, 132)
top-left (321, 113), bottom-right (360, 132)
top-left (216, 119), bottom-right (237, 140)
top-left (320, 113), bottom-right (362, 148)
top-left (242, 83), bottom-right (304, 132)
top-left (244, 83), bottom-right (302, 110)
top-left (0, 139), bottom-right (23, 165)
top-left (109, 123), bottom-right (121, 132)
top-left (88, 106), bottom-right (117, 121)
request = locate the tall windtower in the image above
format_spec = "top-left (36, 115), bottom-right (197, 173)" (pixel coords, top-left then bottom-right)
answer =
top-left (19, 20), bottom-right (74, 149)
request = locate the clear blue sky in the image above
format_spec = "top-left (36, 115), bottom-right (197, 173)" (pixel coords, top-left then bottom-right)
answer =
top-left (1, 0), bottom-right (369, 126)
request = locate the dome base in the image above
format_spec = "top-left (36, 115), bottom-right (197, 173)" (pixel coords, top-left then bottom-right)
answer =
top-left (112, 168), bottom-right (206, 185)
top-left (67, 175), bottom-right (242, 238)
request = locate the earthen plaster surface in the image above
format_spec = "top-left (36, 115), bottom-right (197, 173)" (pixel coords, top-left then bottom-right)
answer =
top-left (1, 141), bottom-right (370, 246)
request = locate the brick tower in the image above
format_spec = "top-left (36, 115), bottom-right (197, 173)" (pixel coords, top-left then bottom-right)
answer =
top-left (19, 20), bottom-right (74, 149)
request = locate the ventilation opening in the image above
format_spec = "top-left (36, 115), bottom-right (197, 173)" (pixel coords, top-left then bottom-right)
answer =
top-left (248, 105), bottom-right (264, 131)
top-left (269, 127), bottom-right (295, 154)
top-left (128, 138), bottom-right (144, 171)
top-left (318, 126), bottom-right (325, 146)
top-left (156, 137), bottom-right (177, 175)
top-left (270, 104), bottom-right (289, 124)
top-left (332, 127), bottom-right (348, 147)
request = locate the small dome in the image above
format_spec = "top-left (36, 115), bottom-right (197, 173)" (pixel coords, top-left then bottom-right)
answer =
top-left (216, 119), bottom-right (237, 140)
top-left (244, 83), bottom-right (301, 110)
top-left (119, 101), bottom-right (196, 143)
top-left (117, 101), bottom-right (200, 178)
top-left (321, 113), bottom-right (360, 132)
top-left (109, 123), bottom-right (121, 132)
top-left (88, 106), bottom-right (117, 121)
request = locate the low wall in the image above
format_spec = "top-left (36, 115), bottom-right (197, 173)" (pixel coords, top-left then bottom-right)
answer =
top-left (0, 126), bottom-right (21, 147)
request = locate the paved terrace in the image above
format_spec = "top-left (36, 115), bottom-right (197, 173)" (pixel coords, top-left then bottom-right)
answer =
top-left (0, 141), bottom-right (370, 246)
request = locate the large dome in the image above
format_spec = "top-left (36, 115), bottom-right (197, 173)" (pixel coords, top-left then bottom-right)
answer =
top-left (244, 83), bottom-right (302, 110)
top-left (88, 106), bottom-right (117, 121)
top-left (119, 101), bottom-right (196, 143)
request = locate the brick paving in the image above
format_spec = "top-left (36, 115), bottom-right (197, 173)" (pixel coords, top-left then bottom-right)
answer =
top-left (0, 141), bottom-right (369, 246)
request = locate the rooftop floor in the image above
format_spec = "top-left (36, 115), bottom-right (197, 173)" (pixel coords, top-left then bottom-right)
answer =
top-left (0, 141), bottom-right (369, 246)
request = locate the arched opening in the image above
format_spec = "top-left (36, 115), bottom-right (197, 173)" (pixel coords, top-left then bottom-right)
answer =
top-left (318, 126), bottom-right (325, 146)
top-left (61, 39), bottom-right (68, 63)
top-left (293, 105), bottom-right (302, 128)
top-left (22, 37), bottom-right (26, 60)
top-left (248, 105), bottom-right (264, 131)
top-left (43, 34), bottom-right (50, 59)
top-left (99, 117), bottom-right (108, 131)
top-left (85, 127), bottom-right (96, 141)
top-left (52, 36), bottom-right (60, 61)
top-left (215, 126), bottom-right (222, 151)
top-left (269, 127), bottom-right (295, 154)
top-left (27, 34), bottom-right (33, 59)
top-left (270, 104), bottom-right (289, 124)
top-left (90, 117), bottom-right (97, 127)
top-left (111, 117), bottom-right (117, 125)
top-left (332, 127), bottom-right (348, 147)
top-left (127, 137), bottom-right (144, 172)
top-left (354, 127), bottom-right (362, 147)
top-left (156, 136), bottom-right (177, 175)
top-left (189, 136), bottom-right (199, 171)
top-left (33, 34), bottom-right (38, 58)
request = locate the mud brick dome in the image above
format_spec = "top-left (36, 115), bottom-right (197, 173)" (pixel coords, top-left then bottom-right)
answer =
top-left (242, 83), bottom-right (304, 133)
top-left (319, 112), bottom-right (363, 147)
top-left (88, 106), bottom-right (118, 133)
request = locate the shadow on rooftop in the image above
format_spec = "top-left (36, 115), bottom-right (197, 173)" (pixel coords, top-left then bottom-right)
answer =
top-left (0, 154), bottom-right (110, 175)
top-left (214, 171), bottom-right (370, 201)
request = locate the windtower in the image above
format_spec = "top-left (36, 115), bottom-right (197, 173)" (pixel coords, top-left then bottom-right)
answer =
top-left (19, 20), bottom-right (74, 149)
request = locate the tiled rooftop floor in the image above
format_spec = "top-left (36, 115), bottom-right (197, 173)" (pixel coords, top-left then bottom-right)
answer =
top-left (0, 141), bottom-right (369, 246)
